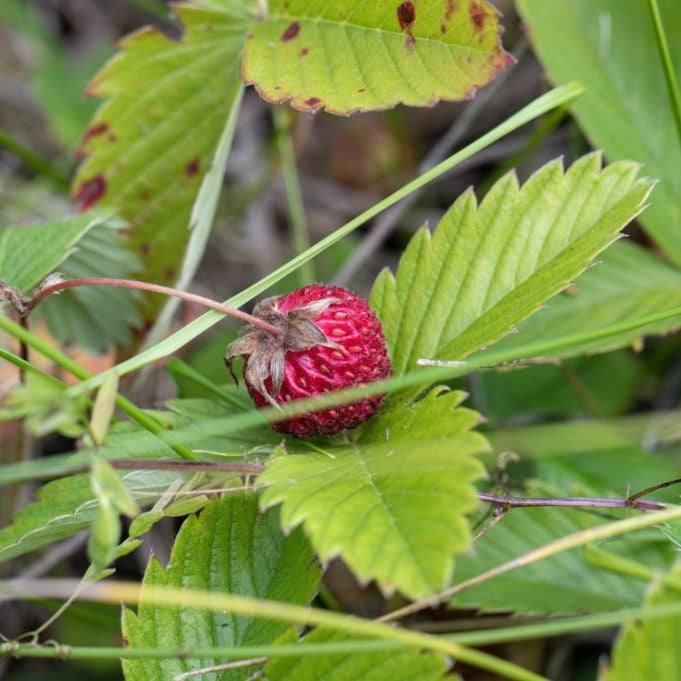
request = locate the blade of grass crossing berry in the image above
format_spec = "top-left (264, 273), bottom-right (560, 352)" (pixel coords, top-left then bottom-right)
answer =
top-left (5, 299), bottom-right (681, 487)
top-left (63, 82), bottom-right (585, 398)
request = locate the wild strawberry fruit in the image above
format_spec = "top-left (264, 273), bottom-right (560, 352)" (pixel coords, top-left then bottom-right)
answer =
top-left (225, 284), bottom-right (392, 438)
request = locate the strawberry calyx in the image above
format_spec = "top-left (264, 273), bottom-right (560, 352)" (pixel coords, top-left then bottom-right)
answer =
top-left (224, 295), bottom-right (342, 407)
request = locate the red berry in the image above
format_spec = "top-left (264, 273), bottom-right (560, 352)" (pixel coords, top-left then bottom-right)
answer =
top-left (225, 284), bottom-right (392, 438)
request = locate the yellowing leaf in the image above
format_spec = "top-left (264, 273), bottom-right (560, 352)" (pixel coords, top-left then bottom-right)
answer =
top-left (72, 5), bottom-right (251, 317)
top-left (243, 0), bottom-right (512, 114)
top-left (259, 389), bottom-right (488, 599)
top-left (371, 154), bottom-right (653, 397)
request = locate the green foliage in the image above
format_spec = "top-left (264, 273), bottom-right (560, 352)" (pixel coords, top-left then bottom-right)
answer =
top-left (243, 0), bottom-right (511, 114)
top-left (0, 396), bottom-right (277, 488)
top-left (450, 489), bottom-right (675, 615)
top-left (487, 412), bottom-right (681, 468)
top-left (259, 388), bottom-right (488, 599)
top-left (0, 212), bottom-right (104, 292)
top-left (267, 629), bottom-right (447, 681)
top-left (122, 492), bottom-right (321, 681)
top-left (478, 350), bottom-right (642, 422)
top-left (481, 241), bottom-right (681, 361)
top-left (662, 523), bottom-right (681, 549)
top-left (371, 154), bottom-right (653, 401)
top-left (4, 0), bottom-right (681, 676)
top-left (0, 372), bottom-right (88, 438)
top-left (0, 470), bottom-right (176, 565)
top-left (72, 4), bottom-right (249, 317)
top-left (164, 397), bottom-right (279, 452)
top-left (36, 220), bottom-right (142, 352)
top-left (518, 0), bottom-right (681, 265)
top-left (600, 563), bottom-right (681, 680)
top-left (61, 83), bottom-right (584, 397)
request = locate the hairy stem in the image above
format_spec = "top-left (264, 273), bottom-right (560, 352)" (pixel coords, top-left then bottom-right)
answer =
top-left (87, 459), bottom-right (668, 511)
top-left (28, 278), bottom-right (280, 336)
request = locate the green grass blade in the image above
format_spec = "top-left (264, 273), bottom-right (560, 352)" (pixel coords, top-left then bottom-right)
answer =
top-left (64, 82), bottom-right (584, 399)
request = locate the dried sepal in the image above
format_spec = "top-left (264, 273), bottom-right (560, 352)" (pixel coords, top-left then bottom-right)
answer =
top-left (225, 296), bottom-right (339, 405)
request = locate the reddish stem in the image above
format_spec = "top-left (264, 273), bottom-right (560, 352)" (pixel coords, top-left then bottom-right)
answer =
top-left (102, 461), bottom-right (665, 511)
top-left (29, 278), bottom-right (280, 336)
top-left (477, 492), bottom-right (666, 512)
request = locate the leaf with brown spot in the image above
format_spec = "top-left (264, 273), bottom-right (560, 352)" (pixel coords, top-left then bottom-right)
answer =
top-left (243, 0), bottom-right (512, 115)
top-left (73, 5), bottom-right (253, 319)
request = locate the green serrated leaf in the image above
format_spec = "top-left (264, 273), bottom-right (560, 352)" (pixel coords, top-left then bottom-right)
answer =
top-left (243, 0), bottom-right (511, 114)
top-left (518, 0), bottom-right (681, 265)
top-left (36, 219), bottom-right (143, 352)
top-left (90, 372), bottom-right (119, 445)
top-left (600, 563), bottom-right (681, 681)
top-left (479, 241), bottom-right (681, 361)
top-left (72, 5), bottom-right (250, 317)
top-left (0, 471), bottom-right (176, 566)
top-left (371, 154), bottom-right (653, 396)
top-left (122, 492), bottom-right (321, 681)
top-left (267, 628), bottom-right (447, 681)
top-left (0, 212), bottom-right (105, 293)
top-left (87, 498), bottom-right (120, 570)
top-left (450, 485), bottom-right (675, 615)
top-left (258, 389), bottom-right (488, 599)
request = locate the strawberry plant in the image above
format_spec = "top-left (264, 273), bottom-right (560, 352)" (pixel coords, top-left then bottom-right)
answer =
top-left (1, 1), bottom-right (681, 680)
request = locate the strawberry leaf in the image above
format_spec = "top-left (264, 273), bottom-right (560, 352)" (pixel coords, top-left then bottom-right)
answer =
top-left (0, 212), bottom-right (105, 293)
top-left (0, 471), bottom-right (177, 566)
top-left (451, 498), bottom-right (675, 615)
top-left (600, 563), bottom-right (681, 680)
top-left (122, 492), bottom-right (321, 681)
top-left (35, 219), bottom-right (143, 352)
top-left (243, 0), bottom-right (512, 114)
top-left (518, 0), bottom-right (681, 266)
top-left (476, 241), bottom-right (681, 361)
top-left (371, 153), bottom-right (654, 394)
top-left (72, 4), bottom-right (251, 317)
top-left (267, 628), bottom-right (447, 681)
top-left (258, 389), bottom-right (488, 599)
